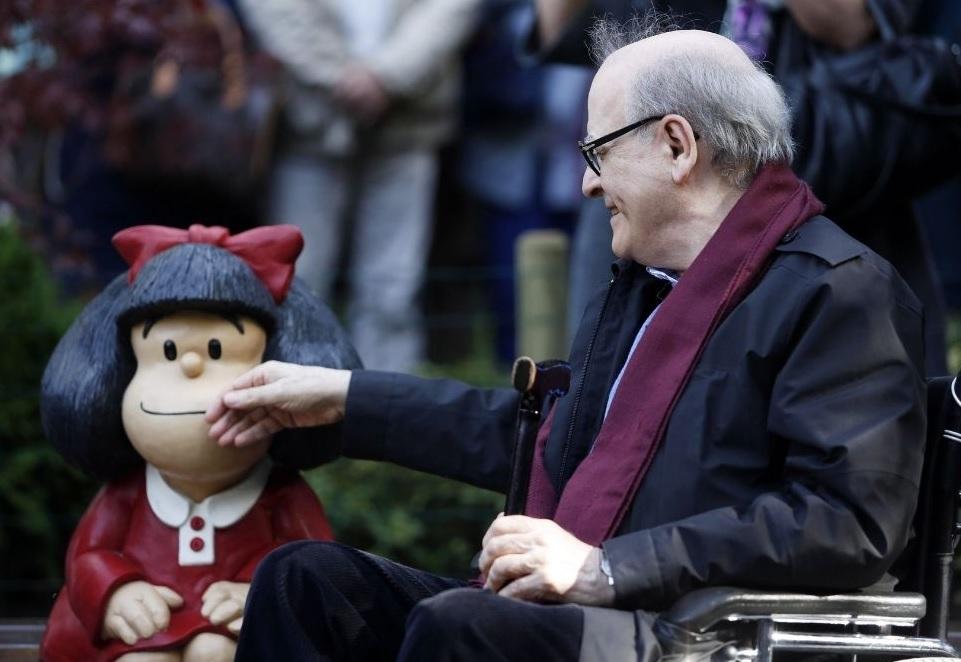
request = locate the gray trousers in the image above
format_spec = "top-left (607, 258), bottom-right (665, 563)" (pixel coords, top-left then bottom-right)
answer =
top-left (269, 149), bottom-right (438, 373)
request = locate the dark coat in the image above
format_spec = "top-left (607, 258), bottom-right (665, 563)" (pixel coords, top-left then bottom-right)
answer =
top-left (343, 216), bottom-right (925, 611)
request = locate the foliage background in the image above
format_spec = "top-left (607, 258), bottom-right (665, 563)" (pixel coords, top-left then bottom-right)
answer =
top-left (0, 216), bottom-right (93, 616)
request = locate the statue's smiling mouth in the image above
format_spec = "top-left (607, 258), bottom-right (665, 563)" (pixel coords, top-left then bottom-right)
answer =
top-left (140, 402), bottom-right (206, 416)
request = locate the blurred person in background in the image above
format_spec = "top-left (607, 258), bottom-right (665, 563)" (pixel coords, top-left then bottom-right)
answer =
top-left (458, 0), bottom-right (590, 364)
top-left (0, 0), bottom-right (268, 296)
top-left (536, 0), bottom-right (949, 377)
top-left (915, 0), bottom-right (961, 337)
top-left (237, 0), bottom-right (483, 373)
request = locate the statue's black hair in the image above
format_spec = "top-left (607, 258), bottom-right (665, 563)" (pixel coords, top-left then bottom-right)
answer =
top-left (41, 243), bottom-right (362, 481)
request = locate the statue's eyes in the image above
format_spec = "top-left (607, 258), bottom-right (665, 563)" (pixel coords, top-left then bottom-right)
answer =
top-left (163, 340), bottom-right (177, 361)
top-left (208, 339), bottom-right (222, 360)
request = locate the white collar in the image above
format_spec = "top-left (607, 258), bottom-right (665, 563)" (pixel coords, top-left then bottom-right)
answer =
top-left (645, 266), bottom-right (680, 285)
top-left (146, 459), bottom-right (272, 529)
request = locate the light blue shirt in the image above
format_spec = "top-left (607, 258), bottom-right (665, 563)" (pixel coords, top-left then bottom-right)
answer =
top-left (603, 267), bottom-right (679, 419)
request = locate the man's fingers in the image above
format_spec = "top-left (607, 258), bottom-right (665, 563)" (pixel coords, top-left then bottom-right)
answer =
top-left (235, 417), bottom-right (283, 447)
top-left (485, 554), bottom-right (536, 594)
top-left (222, 382), bottom-right (284, 410)
top-left (482, 514), bottom-right (534, 548)
top-left (205, 396), bottom-right (229, 424)
top-left (481, 512), bottom-right (505, 548)
top-left (106, 614), bottom-right (139, 645)
top-left (478, 533), bottom-right (533, 576)
top-left (155, 586), bottom-right (184, 608)
top-left (221, 408), bottom-right (269, 445)
top-left (497, 573), bottom-right (548, 603)
top-left (208, 599), bottom-right (242, 625)
top-left (208, 407), bottom-right (242, 441)
top-left (229, 363), bottom-right (278, 390)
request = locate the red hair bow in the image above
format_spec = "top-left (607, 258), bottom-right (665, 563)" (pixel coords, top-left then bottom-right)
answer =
top-left (112, 224), bottom-right (304, 303)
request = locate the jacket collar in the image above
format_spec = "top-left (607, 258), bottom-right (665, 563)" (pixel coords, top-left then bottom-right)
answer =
top-left (146, 459), bottom-right (272, 528)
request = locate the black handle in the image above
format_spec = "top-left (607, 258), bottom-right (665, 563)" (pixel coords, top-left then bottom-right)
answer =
top-left (504, 357), bottom-right (571, 515)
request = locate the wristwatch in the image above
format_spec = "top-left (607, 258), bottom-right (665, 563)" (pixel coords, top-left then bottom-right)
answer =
top-left (599, 548), bottom-right (615, 588)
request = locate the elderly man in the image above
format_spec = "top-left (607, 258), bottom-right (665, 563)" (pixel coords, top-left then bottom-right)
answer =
top-left (208, 20), bottom-right (925, 662)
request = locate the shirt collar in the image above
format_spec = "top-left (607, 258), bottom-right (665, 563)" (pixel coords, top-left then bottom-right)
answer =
top-left (146, 459), bottom-right (272, 529)
top-left (645, 266), bottom-right (680, 285)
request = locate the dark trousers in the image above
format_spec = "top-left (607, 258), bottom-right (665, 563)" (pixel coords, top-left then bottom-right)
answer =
top-left (236, 541), bottom-right (584, 661)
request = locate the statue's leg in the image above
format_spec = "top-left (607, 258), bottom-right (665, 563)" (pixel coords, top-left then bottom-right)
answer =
top-left (182, 632), bottom-right (235, 662)
top-left (115, 650), bottom-right (181, 662)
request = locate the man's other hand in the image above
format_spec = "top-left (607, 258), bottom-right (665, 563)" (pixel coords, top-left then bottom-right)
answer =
top-left (205, 361), bottom-right (352, 447)
top-left (479, 514), bottom-right (615, 606)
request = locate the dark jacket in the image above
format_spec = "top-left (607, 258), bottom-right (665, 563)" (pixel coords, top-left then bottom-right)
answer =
top-left (342, 216), bottom-right (926, 611)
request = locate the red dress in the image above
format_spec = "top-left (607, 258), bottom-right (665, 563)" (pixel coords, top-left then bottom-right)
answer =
top-left (40, 465), bottom-right (333, 661)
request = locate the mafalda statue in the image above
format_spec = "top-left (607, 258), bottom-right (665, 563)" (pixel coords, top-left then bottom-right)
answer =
top-left (39, 224), bottom-right (360, 661)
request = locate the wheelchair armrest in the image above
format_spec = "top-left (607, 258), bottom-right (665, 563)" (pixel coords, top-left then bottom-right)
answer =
top-left (661, 587), bottom-right (927, 633)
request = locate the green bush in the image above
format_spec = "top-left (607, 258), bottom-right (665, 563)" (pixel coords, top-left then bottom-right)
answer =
top-left (0, 216), bottom-right (95, 617)
top-left (307, 460), bottom-right (502, 579)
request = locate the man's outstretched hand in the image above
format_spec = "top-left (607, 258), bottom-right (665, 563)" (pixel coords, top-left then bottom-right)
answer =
top-left (479, 514), bottom-right (615, 607)
top-left (206, 361), bottom-right (352, 447)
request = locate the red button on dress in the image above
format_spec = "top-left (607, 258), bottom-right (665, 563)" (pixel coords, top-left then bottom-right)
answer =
top-left (190, 516), bottom-right (205, 531)
top-left (190, 537), bottom-right (205, 552)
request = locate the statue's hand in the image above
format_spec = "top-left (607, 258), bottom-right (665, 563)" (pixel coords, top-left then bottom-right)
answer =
top-left (201, 580), bottom-right (249, 634)
top-left (102, 581), bottom-right (183, 645)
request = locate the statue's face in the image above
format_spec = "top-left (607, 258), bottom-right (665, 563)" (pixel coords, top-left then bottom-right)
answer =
top-left (122, 310), bottom-right (269, 487)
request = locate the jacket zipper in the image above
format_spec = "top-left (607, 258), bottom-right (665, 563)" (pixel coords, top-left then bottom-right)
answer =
top-left (558, 274), bottom-right (616, 484)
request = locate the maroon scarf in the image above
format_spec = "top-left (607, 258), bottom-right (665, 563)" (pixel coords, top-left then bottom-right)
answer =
top-left (524, 164), bottom-right (824, 545)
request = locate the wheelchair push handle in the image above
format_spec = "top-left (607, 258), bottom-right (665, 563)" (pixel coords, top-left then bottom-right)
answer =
top-left (504, 357), bottom-right (572, 515)
top-left (918, 371), bottom-right (961, 640)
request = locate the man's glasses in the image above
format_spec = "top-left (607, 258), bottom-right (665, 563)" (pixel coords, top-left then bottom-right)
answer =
top-left (578, 115), bottom-right (698, 175)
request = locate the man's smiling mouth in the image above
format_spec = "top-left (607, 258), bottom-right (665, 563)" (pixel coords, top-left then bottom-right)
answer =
top-left (140, 402), bottom-right (206, 416)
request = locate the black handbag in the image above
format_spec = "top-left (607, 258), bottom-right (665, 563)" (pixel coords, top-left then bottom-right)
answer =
top-left (779, 12), bottom-right (961, 216)
top-left (103, 1), bottom-right (281, 200)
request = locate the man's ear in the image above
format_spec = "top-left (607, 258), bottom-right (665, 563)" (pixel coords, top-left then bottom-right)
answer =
top-left (662, 114), bottom-right (698, 185)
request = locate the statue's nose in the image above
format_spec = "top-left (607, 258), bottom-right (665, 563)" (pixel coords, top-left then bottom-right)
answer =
top-left (180, 351), bottom-right (204, 378)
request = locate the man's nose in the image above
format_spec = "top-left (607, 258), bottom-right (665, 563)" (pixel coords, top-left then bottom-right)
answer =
top-left (582, 167), bottom-right (602, 198)
top-left (180, 351), bottom-right (204, 378)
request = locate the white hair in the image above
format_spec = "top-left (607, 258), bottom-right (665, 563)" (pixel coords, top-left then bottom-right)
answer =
top-left (588, 14), bottom-right (795, 189)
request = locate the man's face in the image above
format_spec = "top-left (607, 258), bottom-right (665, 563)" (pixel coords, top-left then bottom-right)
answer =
top-left (581, 62), bottom-right (675, 266)
top-left (122, 311), bottom-right (269, 486)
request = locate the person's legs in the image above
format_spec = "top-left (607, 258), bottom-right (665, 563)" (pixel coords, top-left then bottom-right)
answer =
top-left (236, 541), bottom-right (465, 662)
top-left (346, 149), bottom-right (438, 372)
top-left (268, 153), bottom-right (352, 300)
top-left (399, 587), bottom-right (585, 661)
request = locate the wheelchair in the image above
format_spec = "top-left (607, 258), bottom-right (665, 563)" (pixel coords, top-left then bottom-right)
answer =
top-left (507, 362), bottom-right (961, 661)
top-left (653, 375), bottom-right (961, 661)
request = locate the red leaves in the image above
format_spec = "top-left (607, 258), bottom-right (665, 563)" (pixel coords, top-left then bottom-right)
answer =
top-left (0, 0), bottom-right (232, 142)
